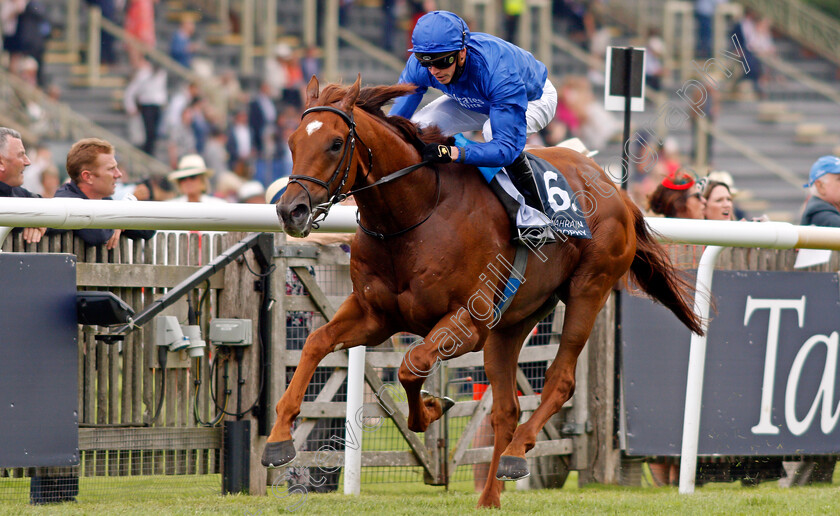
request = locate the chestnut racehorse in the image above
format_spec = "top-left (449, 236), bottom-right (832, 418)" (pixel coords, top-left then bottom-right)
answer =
top-left (266, 76), bottom-right (703, 508)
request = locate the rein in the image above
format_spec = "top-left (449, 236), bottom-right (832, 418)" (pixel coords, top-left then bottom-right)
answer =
top-left (289, 105), bottom-right (441, 240)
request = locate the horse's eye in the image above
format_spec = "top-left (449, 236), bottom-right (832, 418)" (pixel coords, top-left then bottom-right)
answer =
top-left (330, 139), bottom-right (343, 152)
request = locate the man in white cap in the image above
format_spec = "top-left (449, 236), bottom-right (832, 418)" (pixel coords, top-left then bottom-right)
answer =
top-left (168, 154), bottom-right (225, 203)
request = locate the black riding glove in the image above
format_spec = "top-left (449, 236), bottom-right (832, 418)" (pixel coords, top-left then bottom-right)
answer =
top-left (421, 143), bottom-right (453, 164)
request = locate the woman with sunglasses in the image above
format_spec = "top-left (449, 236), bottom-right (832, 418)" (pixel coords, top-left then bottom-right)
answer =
top-left (390, 10), bottom-right (557, 213)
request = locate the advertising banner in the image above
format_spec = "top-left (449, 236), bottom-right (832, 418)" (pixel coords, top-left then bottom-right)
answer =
top-left (621, 271), bottom-right (840, 456)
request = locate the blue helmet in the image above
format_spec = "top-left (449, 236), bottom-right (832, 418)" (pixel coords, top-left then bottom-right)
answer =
top-left (408, 11), bottom-right (470, 55)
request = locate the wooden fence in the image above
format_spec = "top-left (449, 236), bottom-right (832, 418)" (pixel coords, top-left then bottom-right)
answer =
top-left (3, 228), bottom-right (831, 492)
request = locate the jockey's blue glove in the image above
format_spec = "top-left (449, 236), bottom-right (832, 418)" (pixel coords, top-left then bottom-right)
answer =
top-left (421, 143), bottom-right (453, 164)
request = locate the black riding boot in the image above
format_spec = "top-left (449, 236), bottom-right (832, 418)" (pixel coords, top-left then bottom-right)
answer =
top-left (506, 152), bottom-right (544, 213)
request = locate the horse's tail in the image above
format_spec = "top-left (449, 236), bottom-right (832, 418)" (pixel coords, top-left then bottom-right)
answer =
top-left (627, 202), bottom-right (705, 336)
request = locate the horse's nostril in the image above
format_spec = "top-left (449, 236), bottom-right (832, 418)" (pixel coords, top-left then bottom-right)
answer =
top-left (291, 203), bottom-right (309, 220)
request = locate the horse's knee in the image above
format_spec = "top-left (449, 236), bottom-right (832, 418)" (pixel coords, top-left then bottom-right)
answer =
top-left (491, 403), bottom-right (519, 433)
top-left (398, 352), bottom-right (438, 386)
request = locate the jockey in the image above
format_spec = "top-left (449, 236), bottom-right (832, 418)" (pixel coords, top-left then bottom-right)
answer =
top-left (390, 10), bottom-right (558, 213)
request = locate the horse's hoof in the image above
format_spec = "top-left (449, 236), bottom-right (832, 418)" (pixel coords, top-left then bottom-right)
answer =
top-left (420, 389), bottom-right (455, 415)
top-left (261, 440), bottom-right (296, 468)
top-left (440, 396), bottom-right (455, 415)
top-left (496, 456), bottom-right (530, 481)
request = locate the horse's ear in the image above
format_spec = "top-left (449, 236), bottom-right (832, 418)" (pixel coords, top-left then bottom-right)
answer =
top-left (338, 74), bottom-right (362, 112)
top-left (305, 75), bottom-right (319, 107)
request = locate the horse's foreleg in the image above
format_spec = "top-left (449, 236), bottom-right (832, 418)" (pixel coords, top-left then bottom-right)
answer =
top-left (476, 328), bottom-right (526, 509)
top-left (497, 280), bottom-right (611, 481)
top-left (262, 293), bottom-right (389, 467)
top-left (398, 309), bottom-right (482, 433)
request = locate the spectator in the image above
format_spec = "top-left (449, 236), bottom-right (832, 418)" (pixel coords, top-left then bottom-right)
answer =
top-left (265, 43), bottom-right (305, 108)
top-left (645, 29), bottom-right (665, 91)
top-left (163, 82), bottom-right (199, 138)
top-left (801, 155), bottom-right (840, 227)
top-left (12, 0), bottom-right (50, 87)
top-left (167, 154), bottom-right (225, 203)
top-left (202, 126), bottom-right (228, 188)
top-left (190, 96), bottom-right (211, 154)
top-left (730, 9), bottom-right (767, 99)
top-left (218, 68), bottom-right (246, 114)
top-left (124, 0), bottom-right (157, 67)
top-left (124, 58), bottom-right (168, 157)
top-left (21, 143), bottom-right (52, 194)
top-left (695, 0), bottom-right (728, 58)
top-left (706, 170), bottom-right (749, 219)
top-left (237, 180), bottom-right (265, 204)
top-left (300, 45), bottom-right (322, 80)
top-left (38, 165), bottom-right (60, 198)
top-left (503, 0), bottom-right (524, 43)
top-left (214, 170), bottom-right (244, 203)
top-left (49, 138), bottom-right (155, 248)
top-left (556, 76), bottom-right (618, 153)
top-left (170, 16), bottom-right (198, 69)
top-left (168, 105), bottom-right (198, 169)
top-left (382, 0), bottom-right (397, 52)
top-left (86, 0), bottom-right (118, 65)
top-left (700, 179), bottom-right (734, 220)
top-left (0, 126), bottom-right (46, 244)
top-left (647, 170), bottom-right (705, 220)
top-left (248, 82), bottom-right (277, 160)
top-left (226, 110), bottom-right (253, 178)
top-left (1, 0), bottom-right (28, 75)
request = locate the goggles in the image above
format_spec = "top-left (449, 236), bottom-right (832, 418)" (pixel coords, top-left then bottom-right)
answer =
top-left (415, 50), bottom-right (459, 69)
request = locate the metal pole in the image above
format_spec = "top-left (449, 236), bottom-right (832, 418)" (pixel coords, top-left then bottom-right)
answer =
top-left (325, 0), bottom-right (339, 82)
top-left (304, 0), bottom-right (317, 48)
top-left (265, 0), bottom-right (277, 58)
top-left (219, 0), bottom-right (230, 34)
top-left (620, 47), bottom-right (634, 191)
top-left (88, 6), bottom-right (102, 84)
top-left (344, 346), bottom-right (366, 495)
top-left (242, 0), bottom-right (255, 76)
top-left (678, 244), bottom-right (723, 494)
top-left (67, 0), bottom-right (80, 60)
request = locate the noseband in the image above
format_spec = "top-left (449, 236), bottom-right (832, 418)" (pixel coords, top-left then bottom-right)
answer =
top-left (287, 105), bottom-right (441, 240)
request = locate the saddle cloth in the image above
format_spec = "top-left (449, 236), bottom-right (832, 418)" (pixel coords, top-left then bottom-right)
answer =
top-left (453, 134), bottom-right (592, 239)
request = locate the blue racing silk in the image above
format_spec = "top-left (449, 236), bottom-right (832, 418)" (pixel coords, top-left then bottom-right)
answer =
top-left (391, 32), bottom-right (548, 168)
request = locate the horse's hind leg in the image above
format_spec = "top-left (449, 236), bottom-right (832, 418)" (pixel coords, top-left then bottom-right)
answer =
top-left (496, 276), bottom-right (614, 481)
top-left (476, 325), bottom-right (528, 509)
top-left (398, 309), bottom-right (482, 432)
top-left (262, 293), bottom-right (390, 467)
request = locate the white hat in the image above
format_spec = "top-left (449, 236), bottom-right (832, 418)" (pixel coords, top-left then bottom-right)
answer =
top-left (265, 177), bottom-right (290, 204)
top-left (168, 154), bottom-right (214, 182)
top-left (706, 170), bottom-right (739, 195)
top-left (275, 43), bottom-right (292, 58)
top-left (238, 180), bottom-right (265, 202)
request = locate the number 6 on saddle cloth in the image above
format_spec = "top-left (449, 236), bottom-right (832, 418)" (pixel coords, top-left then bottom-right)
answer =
top-left (452, 134), bottom-right (592, 240)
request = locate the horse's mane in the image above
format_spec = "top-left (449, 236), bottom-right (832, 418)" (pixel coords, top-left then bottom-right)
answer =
top-left (317, 83), bottom-right (452, 151)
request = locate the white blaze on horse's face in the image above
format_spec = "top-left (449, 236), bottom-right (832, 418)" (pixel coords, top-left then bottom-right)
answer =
top-left (305, 121), bottom-right (323, 136)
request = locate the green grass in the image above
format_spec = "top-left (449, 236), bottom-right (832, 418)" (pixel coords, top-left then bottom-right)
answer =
top-left (2, 471), bottom-right (839, 515)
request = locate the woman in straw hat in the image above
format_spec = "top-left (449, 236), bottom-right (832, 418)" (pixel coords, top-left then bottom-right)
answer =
top-left (167, 154), bottom-right (225, 203)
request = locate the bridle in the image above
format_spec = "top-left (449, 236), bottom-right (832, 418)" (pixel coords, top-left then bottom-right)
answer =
top-left (287, 106), bottom-right (371, 227)
top-left (287, 105), bottom-right (441, 240)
